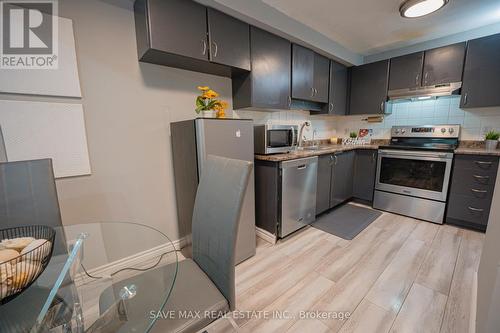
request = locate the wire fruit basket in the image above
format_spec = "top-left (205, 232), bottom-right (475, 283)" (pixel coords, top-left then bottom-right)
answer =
top-left (0, 225), bottom-right (55, 304)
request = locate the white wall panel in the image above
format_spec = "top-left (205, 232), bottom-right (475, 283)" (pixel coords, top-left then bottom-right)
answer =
top-left (0, 100), bottom-right (91, 178)
top-left (0, 17), bottom-right (82, 98)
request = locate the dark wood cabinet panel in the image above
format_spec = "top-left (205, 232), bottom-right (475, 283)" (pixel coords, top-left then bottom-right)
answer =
top-left (135, 0), bottom-right (235, 76)
top-left (316, 154), bottom-right (333, 214)
top-left (321, 61), bottom-right (348, 115)
top-left (292, 45), bottom-right (329, 103)
top-left (330, 151), bottom-right (354, 208)
top-left (349, 60), bottom-right (390, 115)
top-left (422, 42), bottom-right (466, 86)
top-left (389, 52), bottom-right (424, 91)
top-left (207, 8), bottom-right (250, 71)
top-left (313, 53), bottom-right (330, 103)
top-left (446, 154), bottom-right (499, 231)
top-left (292, 45), bottom-right (315, 101)
top-left (232, 27), bottom-right (291, 110)
top-left (353, 150), bottom-right (378, 201)
top-left (254, 160), bottom-right (280, 235)
top-left (461, 33), bottom-right (500, 108)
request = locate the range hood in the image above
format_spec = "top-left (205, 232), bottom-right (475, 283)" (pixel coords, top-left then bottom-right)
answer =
top-left (388, 82), bottom-right (462, 101)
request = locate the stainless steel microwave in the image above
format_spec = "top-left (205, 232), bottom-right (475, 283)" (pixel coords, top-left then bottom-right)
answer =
top-left (254, 124), bottom-right (299, 154)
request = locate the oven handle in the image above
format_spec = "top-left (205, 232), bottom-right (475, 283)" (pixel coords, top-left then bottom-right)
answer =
top-left (378, 149), bottom-right (453, 159)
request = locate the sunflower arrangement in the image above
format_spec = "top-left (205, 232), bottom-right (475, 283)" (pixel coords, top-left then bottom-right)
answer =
top-left (195, 86), bottom-right (228, 118)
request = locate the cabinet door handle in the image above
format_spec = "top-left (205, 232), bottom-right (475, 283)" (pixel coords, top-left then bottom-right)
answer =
top-left (424, 72), bottom-right (429, 84)
top-left (334, 155), bottom-right (338, 165)
top-left (468, 206), bottom-right (484, 213)
top-left (415, 73), bottom-right (420, 86)
top-left (288, 96), bottom-right (292, 108)
top-left (329, 103), bottom-right (334, 113)
top-left (380, 101), bottom-right (385, 113)
top-left (471, 188), bottom-right (488, 193)
top-left (314, 88), bottom-right (318, 96)
top-left (372, 152), bottom-right (376, 163)
top-left (310, 87), bottom-right (315, 98)
top-left (473, 174), bottom-right (490, 180)
top-left (463, 93), bottom-right (468, 105)
top-left (201, 39), bottom-right (207, 55)
top-left (212, 41), bottom-right (218, 58)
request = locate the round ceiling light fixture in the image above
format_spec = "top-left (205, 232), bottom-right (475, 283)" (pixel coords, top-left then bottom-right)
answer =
top-left (400, 0), bottom-right (449, 18)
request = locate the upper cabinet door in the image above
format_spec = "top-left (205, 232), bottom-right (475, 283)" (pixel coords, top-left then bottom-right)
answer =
top-left (232, 27), bottom-right (291, 110)
top-left (388, 52), bottom-right (424, 90)
top-left (313, 53), bottom-right (330, 103)
top-left (207, 8), bottom-right (250, 71)
top-left (461, 33), bottom-right (500, 108)
top-left (144, 0), bottom-right (208, 61)
top-left (422, 42), bottom-right (466, 86)
top-left (292, 45), bottom-right (315, 101)
top-left (323, 61), bottom-right (348, 115)
top-left (349, 60), bottom-right (390, 115)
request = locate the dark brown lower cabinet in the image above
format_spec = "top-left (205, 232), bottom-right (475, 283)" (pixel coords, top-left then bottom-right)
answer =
top-left (316, 149), bottom-right (377, 215)
top-left (353, 150), bottom-right (378, 202)
top-left (446, 154), bottom-right (499, 231)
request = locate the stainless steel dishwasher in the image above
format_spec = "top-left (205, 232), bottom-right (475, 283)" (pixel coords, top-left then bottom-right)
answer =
top-left (280, 156), bottom-right (318, 238)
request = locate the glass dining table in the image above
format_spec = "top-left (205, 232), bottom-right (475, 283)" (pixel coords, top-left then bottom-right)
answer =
top-left (0, 222), bottom-right (179, 333)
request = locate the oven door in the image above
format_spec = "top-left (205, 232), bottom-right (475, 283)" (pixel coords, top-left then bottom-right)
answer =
top-left (265, 125), bottom-right (297, 153)
top-left (375, 149), bottom-right (453, 202)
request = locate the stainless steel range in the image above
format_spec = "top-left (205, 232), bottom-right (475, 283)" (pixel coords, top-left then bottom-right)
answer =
top-left (373, 125), bottom-right (460, 224)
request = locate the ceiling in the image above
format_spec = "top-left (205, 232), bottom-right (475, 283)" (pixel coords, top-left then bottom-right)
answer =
top-left (261, 0), bottom-right (500, 55)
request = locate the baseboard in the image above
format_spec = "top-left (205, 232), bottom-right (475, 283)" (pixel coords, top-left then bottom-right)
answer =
top-left (256, 227), bottom-right (276, 244)
top-left (74, 236), bottom-right (187, 286)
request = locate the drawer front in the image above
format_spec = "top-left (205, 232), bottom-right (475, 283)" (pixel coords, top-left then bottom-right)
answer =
top-left (446, 193), bottom-right (492, 226)
top-left (453, 154), bottom-right (499, 174)
top-left (449, 167), bottom-right (496, 197)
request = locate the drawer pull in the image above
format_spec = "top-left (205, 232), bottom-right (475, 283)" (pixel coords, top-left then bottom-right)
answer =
top-left (471, 189), bottom-right (488, 194)
top-left (473, 175), bottom-right (490, 179)
top-left (297, 165), bottom-right (307, 170)
top-left (468, 206), bottom-right (484, 213)
top-left (475, 161), bottom-right (493, 166)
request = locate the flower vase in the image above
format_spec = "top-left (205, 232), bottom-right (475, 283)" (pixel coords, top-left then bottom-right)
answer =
top-left (485, 140), bottom-right (498, 150)
top-left (201, 110), bottom-right (216, 118)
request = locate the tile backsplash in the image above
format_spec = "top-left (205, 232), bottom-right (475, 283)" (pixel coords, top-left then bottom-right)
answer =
top-left (336, 96), bottom-right (500, 140)
top-left (234, 96), bottom-right (500, 141)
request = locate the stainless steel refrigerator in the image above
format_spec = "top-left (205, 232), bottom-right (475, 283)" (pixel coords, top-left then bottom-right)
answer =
top-left (170, 118), bottom-right (256, 264)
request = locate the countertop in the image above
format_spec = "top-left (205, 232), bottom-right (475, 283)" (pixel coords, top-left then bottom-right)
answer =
top-left (255, 144), bottom-right (500, 162)
top-left (254, 144), bottom-right (379, 162)
top-left (454, 147), bottom-right (500, 156)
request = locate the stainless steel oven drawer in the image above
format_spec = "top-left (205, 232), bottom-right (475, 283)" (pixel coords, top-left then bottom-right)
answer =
top-left (373, 190), bottom-right (446, 223)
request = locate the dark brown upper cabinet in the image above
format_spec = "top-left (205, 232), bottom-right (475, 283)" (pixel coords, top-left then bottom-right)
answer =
top-left (292, 45), bottom-right (329, 103)
top-left (389, 52), bottom-right (424, 91)
top-left (422, 42), bottom-right (466, 86)
top-left (349, 60), bottom-right (390, 115)
top-left (232, 27), bottom-right (291, 110)
top-left (207, 8), bottom-right (250, 71)
top-left (319, 60), bottom-right (348, 115)
top-left (461, 33), bottom-right (500, 108)
top-left (134, 0), bottom-right (250, 77)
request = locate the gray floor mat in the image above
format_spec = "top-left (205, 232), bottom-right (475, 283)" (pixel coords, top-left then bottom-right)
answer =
top-left (312, 203), bottom-right (382, 240)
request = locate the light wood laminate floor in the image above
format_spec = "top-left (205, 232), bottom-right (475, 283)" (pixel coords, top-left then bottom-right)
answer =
top-left (203, 208), bottom-right (484, 333)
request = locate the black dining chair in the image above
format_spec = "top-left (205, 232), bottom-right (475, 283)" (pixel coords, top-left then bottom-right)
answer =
top-left (98, 155), bottom-right (253, 333)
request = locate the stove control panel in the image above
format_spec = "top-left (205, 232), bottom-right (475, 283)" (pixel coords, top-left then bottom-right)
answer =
top-left (391, 125), bottom-right (460, 138)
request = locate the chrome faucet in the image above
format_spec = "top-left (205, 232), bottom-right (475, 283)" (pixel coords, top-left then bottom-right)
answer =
top-left (297, 121), bottom-right (311, 150)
